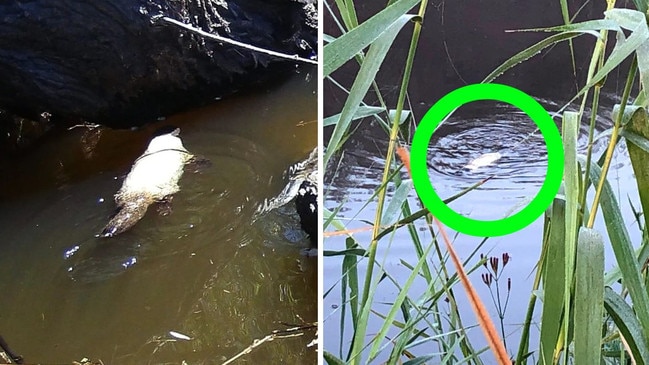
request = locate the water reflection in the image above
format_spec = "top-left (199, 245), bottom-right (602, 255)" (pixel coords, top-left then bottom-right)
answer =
top-left (0, 70), bottom-right (317, 363)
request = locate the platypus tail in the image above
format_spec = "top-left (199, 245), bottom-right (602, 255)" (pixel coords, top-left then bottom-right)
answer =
top-left (101, 201), bottom-right (149, 237)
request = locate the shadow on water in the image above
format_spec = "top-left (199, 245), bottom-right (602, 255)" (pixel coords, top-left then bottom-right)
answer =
top-left (0, 68), bottom-right (317, 363)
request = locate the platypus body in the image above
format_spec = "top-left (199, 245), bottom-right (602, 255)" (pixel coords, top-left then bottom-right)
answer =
top-left (464, 152), bottom-right (502, 171)
top-left (101, 128), bottom-right (194, 237)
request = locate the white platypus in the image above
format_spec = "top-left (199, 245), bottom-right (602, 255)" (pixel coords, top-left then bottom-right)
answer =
top-left (101, 128), bottom-right (194, 237)
top-left (464, 152), bottom-right (502, 171)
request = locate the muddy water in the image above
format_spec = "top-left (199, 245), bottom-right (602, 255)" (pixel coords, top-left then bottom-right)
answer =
top-left (323, 97), bottom-right (641, 360)
top-left (0, 69), bottom-right (317, 364)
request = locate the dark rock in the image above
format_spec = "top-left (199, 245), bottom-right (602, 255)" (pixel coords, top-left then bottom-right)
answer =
top-left (0, 0), bottom-right (317, 128)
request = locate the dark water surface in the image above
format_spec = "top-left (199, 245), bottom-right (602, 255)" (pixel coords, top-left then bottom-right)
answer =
top-left (323, 96), bottom-right (641, 360)
top-left (0, 70), bottom-right (317, 364)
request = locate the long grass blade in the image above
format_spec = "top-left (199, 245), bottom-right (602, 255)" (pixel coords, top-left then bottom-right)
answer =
top-left (365, 241), bottom-right (435, 362)
top-left (586, 159), bottom-right (649, 343)
top-left (381, 180), bottom-right (413, 226)
top-left (483, 32), bottom-right (582, 83)
top-left (622, 105), bottom-right (649, 235)
top-left (539, 195), bottom-right (567, 365)
top-left (561, 111), bottom-right (580, 363)
top-left (324, 14), bottom-right (416, 165)
top-left (603, 287), bottom-right (649, 365)
top-left (324, 350), bottom-right (347, 365)
top-left (324, 0), bottom-right (420, 78)
top-left (574, 227), bottom-right (605, 364)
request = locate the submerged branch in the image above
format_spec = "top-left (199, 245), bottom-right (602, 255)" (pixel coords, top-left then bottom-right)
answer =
top-left (156, 16), bottom-right (318, 65)
top-left (220, 322), bottom-right (317, 365)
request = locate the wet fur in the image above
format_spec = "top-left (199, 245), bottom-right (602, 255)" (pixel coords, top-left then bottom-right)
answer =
top-left (101, 130), bottom-right (193, 237)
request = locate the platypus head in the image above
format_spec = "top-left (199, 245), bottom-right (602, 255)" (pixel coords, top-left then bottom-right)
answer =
top-left (145, 127), bottom-right (186, 154)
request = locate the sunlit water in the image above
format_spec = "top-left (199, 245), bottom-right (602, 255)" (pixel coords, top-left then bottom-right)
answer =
top-left (0, 69), bottom-right (317, 364)
top-left (324, 96), bottom-right (641, 361)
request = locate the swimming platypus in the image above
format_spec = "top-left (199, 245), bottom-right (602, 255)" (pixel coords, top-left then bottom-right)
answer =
top-left (101, 128), bottom-right (194, 237)
top-left (464, 152), bottom-right (502, 171)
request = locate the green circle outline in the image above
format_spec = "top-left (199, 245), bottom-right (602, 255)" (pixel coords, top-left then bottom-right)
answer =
top-left (411, 83), bottom-right (564, 237)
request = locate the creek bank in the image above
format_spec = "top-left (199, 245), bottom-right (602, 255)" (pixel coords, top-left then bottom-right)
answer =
top-left (0, 0), bottom-right (317, 134)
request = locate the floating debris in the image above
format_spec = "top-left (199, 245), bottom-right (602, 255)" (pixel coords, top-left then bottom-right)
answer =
top-left (169, 331), bottom-right (192, 341)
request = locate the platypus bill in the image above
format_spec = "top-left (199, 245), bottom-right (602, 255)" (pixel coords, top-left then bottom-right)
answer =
top-left (101, 128), bottom-right (194, 237)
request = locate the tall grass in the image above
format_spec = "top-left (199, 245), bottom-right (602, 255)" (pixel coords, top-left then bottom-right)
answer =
top-left (324, 0), bottom-right (649, 363)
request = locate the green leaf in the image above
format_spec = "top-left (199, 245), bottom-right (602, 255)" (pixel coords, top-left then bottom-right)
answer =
top-left (381, 180), bottom-right (413, 226)
top-left (483, 32), bottom-right (583, 83)
top-left (622, 129), bottom-right (649, 154)
top-left (539, 195), bottom-right (567, 365)
top-left (622, 105), bottom-right (649, 235)
top-left (324, 107), bottom-right (411, 127)
top-left (341, 236), bottom-right (361, 358)
top-left (562, 111), bottom-right (580, 352)
top-left (324, 14), bottom-right (416, 165)
top-left (631, 0), bottom-right (648, 15)
top-left (586, 159), bottom-right (649, 343)
top-left (505, 19), bottom-right (619, 34)
top-left (324, 248), bottom-right (368, 257)
top-left (334, 0), bottom-right (359, 31)
top-left (604, 287), bottom-right (649, 365)
top-left (402, 355), bottom-right (438, 365)
top-left (323, 0), bottom-right (420, 77)
top-left (324, 350), bottom-right (347, 365)
top-left (574, 227), bottom-right (605, 365)
top-left (324, 106), bottom-right (384, 127)
top-left (584, 9), bottom-right (649, 91)
top-left (365, 242), bottom-right (435, 362)
top-left (607, 9), bottom-right (649, 91)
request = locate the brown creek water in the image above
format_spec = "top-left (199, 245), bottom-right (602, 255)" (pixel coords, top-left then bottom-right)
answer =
top-left (0, 68), bottom-right (317, 364)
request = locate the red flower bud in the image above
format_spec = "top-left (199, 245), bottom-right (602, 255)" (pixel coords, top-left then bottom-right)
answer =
top-left (490, 256), bottom-right (499, 274)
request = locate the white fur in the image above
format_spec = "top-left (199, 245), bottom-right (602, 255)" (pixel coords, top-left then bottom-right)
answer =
top-left (118, 133), bottom-right (193, 200)
top-left (464, 152), bottom-right (502, 171)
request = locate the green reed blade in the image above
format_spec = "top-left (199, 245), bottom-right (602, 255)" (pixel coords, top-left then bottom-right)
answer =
top-left (324, 350), bottom-right (347, 365)
top-left (324, 106), bottom-right (410, 127)
top-left (586, 159), bottom-right (649, 343)
top-left (365, 242), bottom-right (435, 363)
top-left (561, 111), bottom-right (580, 364)
top-left (505, 19), bottom-right (618, 34)
top-left (585, 9), bottom-right (648, 90)
top-left (631, 0), bottom-right (648, 14)
top-left (381, 180), bottom-right (413, 226)
top-left (324, 15), bottom-right (416, 166)
top-left (324, 0), bottom-right (420, 78)
top-left (483, 32), bottom-right (582, 83)
top-left (603, 287), bottom-right (649, 365)
top-left (621, 105), bottom-right (649, 235)
top-left (334, 0), bottom-right (359, 31)
top-left (539, 195), bottom-right (567, 365)
top-left (574, 227), bottom-right (605, 364)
